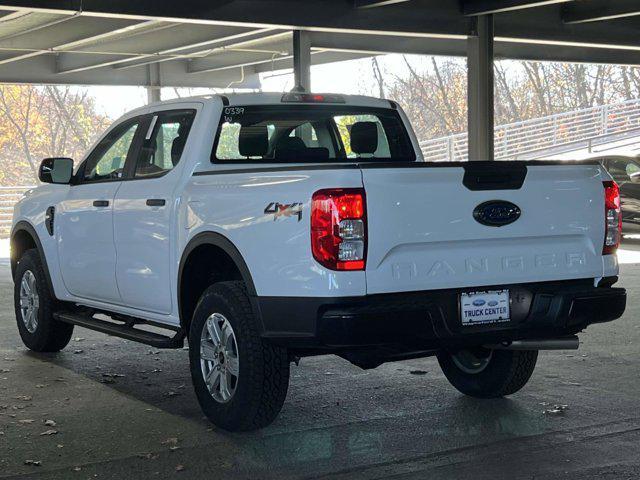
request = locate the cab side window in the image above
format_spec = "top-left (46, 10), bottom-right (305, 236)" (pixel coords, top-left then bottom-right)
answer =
top-left (82, 119), bottom-right (140, 183)
top-left (134, 110), bottom-right (196, 179)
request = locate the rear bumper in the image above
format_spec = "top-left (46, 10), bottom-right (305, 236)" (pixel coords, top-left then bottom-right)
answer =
top-left (255, 279), bottom-right (626, 350)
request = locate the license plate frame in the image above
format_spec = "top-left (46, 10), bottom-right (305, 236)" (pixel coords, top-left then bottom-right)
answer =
top-left (460, 289), bottom-right (511, 326)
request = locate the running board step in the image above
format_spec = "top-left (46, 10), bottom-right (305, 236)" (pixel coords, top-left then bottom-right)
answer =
top-left (54, 311), bottom-right (185, 349)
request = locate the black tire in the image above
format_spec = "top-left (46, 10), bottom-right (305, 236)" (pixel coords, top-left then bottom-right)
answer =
top-left (437, 348), bottom-right (538, 398)
top-left (188, 281), bottom-right (290, 431)
top-left (14, 249), bottom-right (74, 352)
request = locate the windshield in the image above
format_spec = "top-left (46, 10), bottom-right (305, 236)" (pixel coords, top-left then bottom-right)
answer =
top-left (212, 105), bottom-right (415, 163)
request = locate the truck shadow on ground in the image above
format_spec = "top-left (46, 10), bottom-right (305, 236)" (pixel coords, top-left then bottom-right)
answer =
top-left (27, 343), bottom-right (547, 442)
top-left (9, 345), bottom-right (612, 478)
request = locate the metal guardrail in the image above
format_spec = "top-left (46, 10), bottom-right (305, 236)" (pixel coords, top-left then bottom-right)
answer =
top-left (0, 186), bottom-right (33, 238)
top-left (419, 98), bottom-right (640, 161)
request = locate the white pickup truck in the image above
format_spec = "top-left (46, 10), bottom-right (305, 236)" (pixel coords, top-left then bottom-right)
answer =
top-left (11, 93), bottom-right (626, 431)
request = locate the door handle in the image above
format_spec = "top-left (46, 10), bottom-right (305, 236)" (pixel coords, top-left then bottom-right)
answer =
top-left (93, 200), bottom-right (109, 207)
top-left (146, 199), bottom-right (166, 207)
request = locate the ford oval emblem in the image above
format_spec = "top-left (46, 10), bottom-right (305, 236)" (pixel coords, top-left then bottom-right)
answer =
top-left (473, 200), bottom-right (521, 227)
top-left (472, 299), bottom-right (486, 307)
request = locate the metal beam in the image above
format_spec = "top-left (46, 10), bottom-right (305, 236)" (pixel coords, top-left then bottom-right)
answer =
top-left (292, 30), bottom-right (311, 91)
top-left (187, 32), bottom-right (290, 74)
top-left (562, 0), bottom-right (640, 24)
top-left (191, 48), bottom-right (368, 76)
top-left (188, 52), bottom-right (289, 74)
top-left (355, 0), bottom-right (411, 8)
top-left (307, 30), bottom-right (640, 65)
top-left (0, 53), bottom-right (261, 88)
top-left (0, 15), bottom-right (152, 66)
top-left (185, 26), bottom-right (640, 78)
top-left (2, 1), bottom-right (639, 58)
top-left (113, 28), bottom-right (276, 71)
top-left (253, 50), bottom-right (370, 74)
top-left (495, 39), bottom-right (640, 65)
top-left (1, 0), bottom-right (640, 92)
top-left (495, 5), bottom-right (640, 53)
top-left (0, 11), bottom-right (80, 42)
top-left (462, 0), bottom-right (572, 16)
top-left (0, 1), bottom-right (471, 39)
top-left (56, 25), bottom-right (274, 74)
top-left (467, 15), bottom-right (494, 161)
top-left (309, 31), bottom-right (464, 56)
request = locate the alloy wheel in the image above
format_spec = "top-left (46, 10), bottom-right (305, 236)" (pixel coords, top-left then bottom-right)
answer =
top-left (200, 313), bottom-right (240, 403)
top-left (19, 270), bottom-right (39, 334)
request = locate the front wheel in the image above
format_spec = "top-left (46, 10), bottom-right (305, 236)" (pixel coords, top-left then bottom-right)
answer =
top-left (437, 347), bottom-right (538, 398)
top-left (14, 249), bottom-right (74, 352)
top-left (188, 281), bottom-right (290, 431)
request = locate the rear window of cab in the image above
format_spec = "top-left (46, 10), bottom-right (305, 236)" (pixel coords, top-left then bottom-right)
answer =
top-left (211, 104), bottom-right (416, 163)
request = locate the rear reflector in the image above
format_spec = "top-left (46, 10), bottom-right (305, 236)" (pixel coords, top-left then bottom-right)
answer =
top-left (603, 180), bottom-right (621, 255)
top-left (281, 93), bottom-right (346, 104)
top-left (311, 188), bottom-right (366, 271)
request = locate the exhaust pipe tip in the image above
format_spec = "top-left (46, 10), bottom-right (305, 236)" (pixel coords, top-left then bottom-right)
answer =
top-left (485, 335), bottom-right (579, 351)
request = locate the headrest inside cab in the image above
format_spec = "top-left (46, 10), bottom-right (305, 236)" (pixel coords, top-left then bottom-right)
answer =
top-left (350, 121), bottom-right (379, 154)
top-left (239, 125), bottom-right (268, 157)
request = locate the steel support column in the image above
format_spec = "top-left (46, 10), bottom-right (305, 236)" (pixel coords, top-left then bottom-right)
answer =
top-left (467, 14), bottom-right (494, 161)
top-left (147, 63), bottom-right (161, 104)
top-left (292, 30), bottom-right (311, 92)
top-left (146, 87), bottom-right (161, 103)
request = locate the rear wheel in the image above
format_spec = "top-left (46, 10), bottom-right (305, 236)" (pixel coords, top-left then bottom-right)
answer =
top-left (437, 347), bottom-right (538, 398)
top-left (14, 249), bottom-right (73, 352)
top-left (188, 281), bottom-right (290, 431)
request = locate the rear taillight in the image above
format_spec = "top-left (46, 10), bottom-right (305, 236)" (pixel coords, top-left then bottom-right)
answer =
top-left (603, 180), bottom-right (621, 255)
top-left (311, 188), bottom-right (366, 271)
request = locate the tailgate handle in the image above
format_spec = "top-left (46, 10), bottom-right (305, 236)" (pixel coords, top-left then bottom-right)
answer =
top-left (146, 199), bottom-right (166, 207)
top-left (463, 163), bottom-right (527, 191)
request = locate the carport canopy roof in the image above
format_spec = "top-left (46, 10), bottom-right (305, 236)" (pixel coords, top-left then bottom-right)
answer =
top-left (0, 0), bottom-right (636, 88)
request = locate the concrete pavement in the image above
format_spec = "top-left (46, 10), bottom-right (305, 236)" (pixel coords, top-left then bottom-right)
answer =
top-left (1, 257), bottom-right (640, 479)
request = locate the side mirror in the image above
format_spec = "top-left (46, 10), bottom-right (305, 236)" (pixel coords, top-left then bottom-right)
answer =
top-left (39, 158), bottom-right (73, 185)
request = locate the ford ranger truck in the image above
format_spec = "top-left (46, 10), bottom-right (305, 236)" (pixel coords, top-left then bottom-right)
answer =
top-left (11, 93), bottom-right (626, 431)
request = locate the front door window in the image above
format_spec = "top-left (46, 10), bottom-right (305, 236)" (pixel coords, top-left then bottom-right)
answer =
top-left (82, 120), bottom-right (140, 182)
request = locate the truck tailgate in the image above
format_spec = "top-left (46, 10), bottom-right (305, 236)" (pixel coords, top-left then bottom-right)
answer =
top-left (361, 162), bottom-right (606, 294)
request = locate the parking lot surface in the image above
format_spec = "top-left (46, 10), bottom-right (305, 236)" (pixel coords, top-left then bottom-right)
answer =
top-left (1, 257), bottom-right (640, 479)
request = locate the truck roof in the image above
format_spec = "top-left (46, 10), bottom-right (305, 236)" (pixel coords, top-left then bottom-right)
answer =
top-left (144, 92), bottom-right (395, 110)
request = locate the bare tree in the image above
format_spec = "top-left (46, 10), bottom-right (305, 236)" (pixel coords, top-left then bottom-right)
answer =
top-left (45, 86), bottom-right (89, 150)
top-left (371, 57), bottom-right (386, 99)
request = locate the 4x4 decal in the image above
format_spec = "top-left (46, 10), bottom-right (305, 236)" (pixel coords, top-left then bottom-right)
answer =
top-left (264, 202), bottom-right (303, 222)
